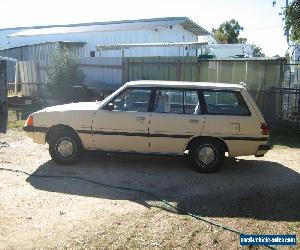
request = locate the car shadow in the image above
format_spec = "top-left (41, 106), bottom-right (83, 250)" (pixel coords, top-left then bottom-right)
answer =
top-left (26, 152), bottom-right (300, 222)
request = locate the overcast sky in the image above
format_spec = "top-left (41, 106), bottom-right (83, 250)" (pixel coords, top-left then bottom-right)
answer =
top-left (1, 0), bottom-right (288, 56)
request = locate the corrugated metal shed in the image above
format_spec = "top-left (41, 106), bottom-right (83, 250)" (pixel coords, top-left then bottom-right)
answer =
top-left (200, 44), bottom-right (253, 58)
top-left (0, 56), bottom-right (17, 84)
top-left (204, 56), bottom-right (286, 61)
top-left (8, 17), bottom-right (209, 37)
top-left (3, 17), bottom-right (209, 57)
top-left (0, 41), bottom-right (85, 82)
top-left (0, 56), bottom-right (17, 62)
top-left (96, 41), bottom-right (208, 57)
top-left (96, 42), bottom-right (208, 50)
top-left (0, 41), bottom-right (86, 61)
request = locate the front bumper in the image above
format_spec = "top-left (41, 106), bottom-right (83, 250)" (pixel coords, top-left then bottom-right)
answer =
top-left (23, 125), bottom-right (34, 132)
top-left (23, 126), bottom-right (47, 144)
top-left (255, 144), bottom-right (270, 157)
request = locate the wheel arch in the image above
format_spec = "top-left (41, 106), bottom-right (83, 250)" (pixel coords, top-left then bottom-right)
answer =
top-left (45, 124), bottom-right (81, 145)
top-left (185, 136), bottom-right (229, 153)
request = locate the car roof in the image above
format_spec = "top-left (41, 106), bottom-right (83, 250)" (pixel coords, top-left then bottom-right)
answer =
top-left (125, 80), bottom-right (245, 90)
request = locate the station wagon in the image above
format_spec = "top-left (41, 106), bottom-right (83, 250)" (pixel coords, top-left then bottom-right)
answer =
top-left (24, 81), bottom-right (270, 173)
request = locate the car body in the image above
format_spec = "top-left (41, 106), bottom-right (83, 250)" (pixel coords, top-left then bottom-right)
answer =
top-left (23, 80), bottom-right (270, 173)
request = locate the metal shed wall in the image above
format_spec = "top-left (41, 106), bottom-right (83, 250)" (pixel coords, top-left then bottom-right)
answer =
top-left (0, 42), bottom-right (85, 82)
top-left (201, 44), bottom-right (254, 58)
top-left (0, 42), bottom-right (85, 61)
top-left (0, 28), bottom-right (23, 49)
top-left (7, 25), bottom-right (197, 57)
top-left (80, 57), bottom-right (123, 85)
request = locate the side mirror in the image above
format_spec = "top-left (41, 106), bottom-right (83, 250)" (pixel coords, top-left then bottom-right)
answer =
top-left (106, 102), bottom-right (114, 111)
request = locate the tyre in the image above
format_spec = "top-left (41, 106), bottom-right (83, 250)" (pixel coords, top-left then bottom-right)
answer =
top-left (189, 139), bottom-right (225, 173)
top-left (48, 129), bottom-right (83, 165)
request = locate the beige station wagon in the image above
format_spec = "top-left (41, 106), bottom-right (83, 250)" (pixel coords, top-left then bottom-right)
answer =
top-left (24, 80), bottom-right (270, 173)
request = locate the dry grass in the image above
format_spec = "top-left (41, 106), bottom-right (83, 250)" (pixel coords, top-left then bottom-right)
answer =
top-left (7, 109), bottom-right (25, 130)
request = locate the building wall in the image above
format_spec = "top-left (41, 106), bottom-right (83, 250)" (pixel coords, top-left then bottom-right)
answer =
top-left (7, 24), bottom-right (198, 57)
top-left (0, 42), bottom-right (85, 61)
top-left (201, 44), bottom-right (253, 58)
top-left (0, 28), bottom-right (24, 49)
top-left (0, 42), bottom-right (85, 82)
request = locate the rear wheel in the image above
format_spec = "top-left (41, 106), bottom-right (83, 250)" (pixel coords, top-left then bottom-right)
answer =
top-left (189, 139), bottom-right (225, 173)
top-left (48, 130), bottom-right (83, 165)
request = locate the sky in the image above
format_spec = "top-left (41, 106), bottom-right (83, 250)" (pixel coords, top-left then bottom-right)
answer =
top-left (1, 0), bottom-right (288, 56)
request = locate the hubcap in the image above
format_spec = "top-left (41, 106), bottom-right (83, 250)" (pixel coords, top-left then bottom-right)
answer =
top-left (197, 145), bottom-right (216, 165)
top-left (57, 139), bottom-right (75, 158)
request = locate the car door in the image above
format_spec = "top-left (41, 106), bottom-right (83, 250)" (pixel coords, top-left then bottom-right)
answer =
top-left (92, 88), bottom-right (151, 152)
top-left (201, 89), bottom-right (263, 156)
top-left (149, 89), bottom-right (206, 154)
top-left (201, 90), bottom-right (258, 135)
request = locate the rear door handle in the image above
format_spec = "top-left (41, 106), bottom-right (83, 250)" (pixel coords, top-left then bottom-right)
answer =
top-left (228, 123), bottom-right (240, 132)
top-left (189, 119), bottom-right (199, 123)
top-left (136, 117), bottom-right (145, 121)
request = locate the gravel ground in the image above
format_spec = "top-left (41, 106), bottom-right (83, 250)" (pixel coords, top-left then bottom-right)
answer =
top-left (0, 130), bottom-right (299, 249)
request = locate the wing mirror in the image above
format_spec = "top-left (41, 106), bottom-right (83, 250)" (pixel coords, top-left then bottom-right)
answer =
top-left (106, 102), bottom-right (114, 111)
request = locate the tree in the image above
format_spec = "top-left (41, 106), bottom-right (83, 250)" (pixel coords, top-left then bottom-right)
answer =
top-left (212, 19), bottom-right (247, 44)
top-left (283, 0), bottom-right (300, 42)
top-left (237, 37), bottom-right (248, 44)
top-left (47, 47), bottom-right (85, 99)
top-left (252, 44), bottom-right (265, 57)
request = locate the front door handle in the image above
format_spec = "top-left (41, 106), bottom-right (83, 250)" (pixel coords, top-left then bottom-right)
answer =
top-left (136, 117), bottom-right (145, 121)
top-left (189, 119), bottom-right (199, 123)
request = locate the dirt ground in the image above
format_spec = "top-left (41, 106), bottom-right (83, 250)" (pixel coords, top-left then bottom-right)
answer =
top-left (0, 129), bottom-right (299, 249)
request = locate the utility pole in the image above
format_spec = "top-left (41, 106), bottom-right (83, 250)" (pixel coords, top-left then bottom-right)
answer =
top-left (273, 0), bottom-right (290, 44)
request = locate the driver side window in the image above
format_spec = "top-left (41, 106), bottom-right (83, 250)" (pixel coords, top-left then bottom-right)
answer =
top-left (108, 88), bottom-right (151, 112)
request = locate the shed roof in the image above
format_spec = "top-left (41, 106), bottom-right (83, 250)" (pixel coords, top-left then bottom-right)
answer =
top-left (97, 42), bottom-right (208, 51)
top-left (203, 57), bottom-right (287, 61)
top-left (0, 56), bottom-right (17, 62)
top-left (0, 41), bottom-right (86, 51)
top-left (7, 17), bottom-right (210, 37)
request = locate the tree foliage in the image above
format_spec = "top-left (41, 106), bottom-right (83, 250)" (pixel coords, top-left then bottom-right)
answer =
top-left (252, 44), bottom-right (265, 57)
top-left (212, 19), bottom-right (247, 44)
top-left (284, 0), bottom-right (300, 42)
top-left (47, 47), bottom-right (85, 99)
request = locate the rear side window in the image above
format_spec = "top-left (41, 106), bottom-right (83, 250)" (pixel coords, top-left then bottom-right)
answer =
top-left (154, 89), bottom-right (201, 114)
top-left (203, 90), bottom-right (250, 116)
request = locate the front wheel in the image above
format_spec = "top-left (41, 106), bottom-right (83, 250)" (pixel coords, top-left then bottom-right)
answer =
top-left (189, 139), bottom-right (225, 173)
top-left (48, 130), bottom-right (83, 165)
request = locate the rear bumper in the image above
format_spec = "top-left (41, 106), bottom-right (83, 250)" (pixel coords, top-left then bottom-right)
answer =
top-left (255, 144), bottom-right (270, 157)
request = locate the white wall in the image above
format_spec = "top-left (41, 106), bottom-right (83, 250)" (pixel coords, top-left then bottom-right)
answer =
top-left (201, 44), bottom-right (254, 58)
top-left (7, 24), bottom-right (198, 57)
top-left (0, 29), bottom-right (24, 49)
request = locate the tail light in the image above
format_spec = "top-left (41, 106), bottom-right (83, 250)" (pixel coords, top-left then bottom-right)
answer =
top-left (25, 115), bottom-right (33, 127)
top-left (260, 123), bottom-right (269, 135)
